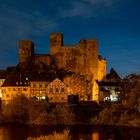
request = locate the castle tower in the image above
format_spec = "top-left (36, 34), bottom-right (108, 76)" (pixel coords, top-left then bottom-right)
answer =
top-left (19, 40), bottom-right (34, 64)
top-left (50, 33), bottom-right (63, 55)
top-left (98, 56), bottom-right (106, 81)
top-left (86, 39), bottom-right (98, 80)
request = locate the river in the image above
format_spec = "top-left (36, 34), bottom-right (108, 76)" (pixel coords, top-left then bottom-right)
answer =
top-left (0, 125), bottom-right (140, 140)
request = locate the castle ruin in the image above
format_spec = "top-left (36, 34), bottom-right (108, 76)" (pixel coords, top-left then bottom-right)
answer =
top-left (19, 33), bottom-right (106, 82)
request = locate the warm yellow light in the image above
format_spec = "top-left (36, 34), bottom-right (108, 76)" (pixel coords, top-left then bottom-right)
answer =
top-left (92, 132), bottom-right (99, 140)
top-left (0, 90), bottom-right (2, 98)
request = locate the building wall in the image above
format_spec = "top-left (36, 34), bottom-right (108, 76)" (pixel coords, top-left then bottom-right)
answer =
top-left (50, 33), bottom-right (63, 55)
top-left (30, 81), bottom-right (49, 99)
top-left (19, 40), bottom-right (34, 63)
top-left (1, 86), bottom-right (30, 104)
top-left (49, 33), bottom-right (100, 80)
top-left (0, 79), bottom-right (5, 98)
top-left (92, 81), bottom-right (99, 102)
top-left (46, 78), bottom-right (68, 103)
top-left (34, 54), bottom-right (51, 65)
top-left (30, 79), bottom-right (68, 103)
top-left (18, 33), bottom-right (106, 82)
top-left (98, 58), bottom-right (106, 81)
top-left (98, 85), bottom-right (122, 102)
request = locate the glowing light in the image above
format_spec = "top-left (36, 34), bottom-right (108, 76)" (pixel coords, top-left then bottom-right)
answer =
top-left (92, 132), bottom-right (99, 140)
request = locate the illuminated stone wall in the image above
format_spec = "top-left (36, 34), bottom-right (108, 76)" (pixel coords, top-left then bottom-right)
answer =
top-left (46, 78), bottom-right (68, 103)
top-left (98, 57), bottom-right (106, 81)
top-left (0, 79), bottom-right (5, 98)
top-left (18, 33), bottom-right (106, 82)
top-left (19, 40), bottom-right (34, 63)
top-left (18, 33), bottom-right (107, 102)
top-left (30, 81), bottom-right (49, 99)
top-left (1, 86), bottom-right (30, 104)
top-left (34, 54), bottom-right (51, 66)
top-left (50, 33), bottom-right (102, 81)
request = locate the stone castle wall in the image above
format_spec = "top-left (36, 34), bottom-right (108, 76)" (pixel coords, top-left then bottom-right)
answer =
top-left (19, 40), bottom-right (34, 63)
top-left (50, 33), bottom-right (100, 80)
top-left (19, 33), bottom-right (106, 81)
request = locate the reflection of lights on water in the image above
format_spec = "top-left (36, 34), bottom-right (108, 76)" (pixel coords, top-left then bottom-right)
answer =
top-left (92, 132), bottom-right (99, 140)
top-left (0, 90), bottom-right (2, 98)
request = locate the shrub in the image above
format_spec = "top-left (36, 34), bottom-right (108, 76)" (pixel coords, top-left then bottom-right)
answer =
top-left (27, 129), bottom-right (70, 140)
top-left (52, 104), bottom-right (75, 125)
top-left (28, 99), bottom-right (48, 125)
top-left (2, 95), bottom-right (29, 122)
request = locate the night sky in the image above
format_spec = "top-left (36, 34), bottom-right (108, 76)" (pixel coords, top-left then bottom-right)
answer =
top-left (0, 0), bottom-right (140, 77)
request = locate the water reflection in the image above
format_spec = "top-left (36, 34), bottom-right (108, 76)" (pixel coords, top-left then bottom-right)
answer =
top-left (92, 132), bottom-right (99, 140)
top-left (0, 128), bottom-right (10, 140)
top-left (0, 125), bottom-right (140, 140)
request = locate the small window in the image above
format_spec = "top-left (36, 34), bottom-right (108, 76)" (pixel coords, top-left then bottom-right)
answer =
top-left (56, 88), bottom-right (59, 92)
top-left (6, 94), bottom-right (9, 98)
top-left (33, 85), bottom-right (36, 88)
top-left (23, 88), bottom-right (27, 91)
top-left (50, 97), bottom-right (53, 100)
top-left (13, 88), bottom-right (16, 91)
top-left (61, 88), bottom-right (64, 92)
top-left (50, 88), bottom-right (53, 92)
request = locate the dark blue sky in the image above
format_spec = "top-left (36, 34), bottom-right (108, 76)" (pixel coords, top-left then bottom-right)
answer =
top-left (0, 0), bottom-right (140, 77)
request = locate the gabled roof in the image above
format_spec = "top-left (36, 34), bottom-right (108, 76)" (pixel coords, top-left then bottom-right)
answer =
top-left (47, 78), bottom-right (67, 87)
top-left (106, 68), bottom-right (121, 82)
top-left (0, 70), bottom-right (7, 79)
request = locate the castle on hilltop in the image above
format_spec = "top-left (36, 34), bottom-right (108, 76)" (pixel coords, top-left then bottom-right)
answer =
top-left (1, 33), bottom-right (123, 103)
top-left (19, 33), bottom-right (106, 82)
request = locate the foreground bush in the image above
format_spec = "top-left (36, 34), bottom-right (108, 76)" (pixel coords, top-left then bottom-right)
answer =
top-left (52, 104), bottom-right (75, 125)
top-left (28, 98), bottom-right (48, 125)
top-left (1, 95), bottom-right (75, 125)
top-left (2, 95), bottom-right (29, 122)
top-left (27, 129), bottom-right (70, 140)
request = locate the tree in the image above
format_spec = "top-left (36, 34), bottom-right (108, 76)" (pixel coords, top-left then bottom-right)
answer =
top-left (28, 98), bottom-right (48, 125)
top-left (2, 95), bottom-right (29, 122)
top-left (52, 104), bottom-right (75, 125)
top-left (63, 73), bottom-right (92, 100)
top-left (122, 74), bottom-right (140, 108)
